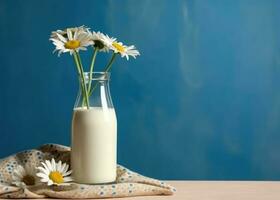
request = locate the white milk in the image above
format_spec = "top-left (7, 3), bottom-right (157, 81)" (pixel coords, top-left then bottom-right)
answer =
top-left (71, 107), bottom-right (117, 184)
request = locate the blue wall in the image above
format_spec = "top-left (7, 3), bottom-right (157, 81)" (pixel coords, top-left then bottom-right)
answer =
top-left (0, 0), bottom-right (280, 180)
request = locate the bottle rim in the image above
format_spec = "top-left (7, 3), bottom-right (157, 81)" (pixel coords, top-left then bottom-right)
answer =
top-left (83, 72), bottom-right (110, 81)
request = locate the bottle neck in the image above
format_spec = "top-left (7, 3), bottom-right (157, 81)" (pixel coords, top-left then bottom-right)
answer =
top-left (74, 72), bottom-right (113, 109)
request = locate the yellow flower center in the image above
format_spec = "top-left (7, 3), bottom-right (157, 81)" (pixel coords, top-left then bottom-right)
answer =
top-left (22, 175), bottom-right (35, 185)
top-left (49, 171), bottom-right (64, 184)
top-left (64, 40), bottom-right (80, 49)
top-left (112, 42), bottom-right (125, 53)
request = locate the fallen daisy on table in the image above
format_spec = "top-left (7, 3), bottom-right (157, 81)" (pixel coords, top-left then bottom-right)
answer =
top-left (12, 164), bottom-right (38, 188)
top-left (36, 158), bottom-right (73, 186)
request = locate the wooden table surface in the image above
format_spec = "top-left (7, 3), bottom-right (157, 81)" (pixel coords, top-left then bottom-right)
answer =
top-left (165, 181), bottom-right (280, 200)
top-left (40, 181), bottom-right (280, 200)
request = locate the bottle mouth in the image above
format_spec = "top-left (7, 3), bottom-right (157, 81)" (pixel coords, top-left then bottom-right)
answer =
top-left (83, 72), bottom-right (110, 81)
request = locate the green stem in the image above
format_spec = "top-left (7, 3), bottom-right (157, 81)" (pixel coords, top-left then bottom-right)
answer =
top-left (104, 53), bottom-right (117, 72)
top-left (88, 81), bottom-right (99, 97)
top-left (88, 53), bottom-right (117, 96)
top-left (73, 54), bottom-right (81, 76)
top-left (87, 48), bottom-right (98, 93)
top-left (74, 52), bottom-right (89, 109)
top-left (77, 53), bottom-right (87, 107)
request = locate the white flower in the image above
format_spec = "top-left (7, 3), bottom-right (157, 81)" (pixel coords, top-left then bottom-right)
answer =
top-left (91, 31), bottom-right (116, 52)
top-left (110, 41), bottom-right (140, 60)
top-left (50, 25), bottom-right (90, 40)
top-left (36, 158), bottom-right (73, 186)
top-left (12, 164), bottom-right (38, 188)
top-left (50, 27), bottom-right (93, 56)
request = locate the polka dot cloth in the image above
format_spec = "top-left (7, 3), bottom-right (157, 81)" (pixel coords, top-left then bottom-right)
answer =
top-left (0, 144), bottom-right (175, 199)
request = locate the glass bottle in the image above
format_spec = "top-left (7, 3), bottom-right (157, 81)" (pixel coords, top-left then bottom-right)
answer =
top-left (71, 72), bottom-right (117, 184)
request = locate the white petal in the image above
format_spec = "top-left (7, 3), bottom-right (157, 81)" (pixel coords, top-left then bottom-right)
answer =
top-left (63, 164), bottom-right (69, 173)
top-left (73, 30), bottom-right (78, 40)
top-left (60, 163), bottom-right (66, 173)
top-left (36, 172), bottom-right (48, 178)
top-left (37, 166), bottom-right (49, 175)
top-left (57, 161), bottom-right (62, 172)
top-left (58, 182), bottom-right (71, 186)
top-left (47, 180), bottom-right (53, 186)
top-left (40, 178), bottom-right (49, 183)
top-left (63, 170), bottom-right (72, 177)
top-left (51, 158), bottom-right (56, 171)
top-left (79, 47), bottom-right (87, 51)
top-left (63, 49), bottom-right (71, 53)
top-left (77, 32), bottom-right (87, 41)
top-left (56, 33), bottom-right (67, 43)
top-left (46, 160), bottom-right (53, 171)
top-left (52, 40), bottom-right (65, 47)
top-left (67, 29), bottom-right (73, 40)
top-left (40, 162), bottom-right (49, 171)
top-left (63, 177), bottom-right (73, 182)
top-left (58, 50), bottom-right (63, 57)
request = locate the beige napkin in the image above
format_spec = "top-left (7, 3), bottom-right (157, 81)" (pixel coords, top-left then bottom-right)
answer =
top-left (0, 144), bottom-right (175, 198)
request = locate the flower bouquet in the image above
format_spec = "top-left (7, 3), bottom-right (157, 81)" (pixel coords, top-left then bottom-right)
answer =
top-left (50, 26), bottom-right (140, 109)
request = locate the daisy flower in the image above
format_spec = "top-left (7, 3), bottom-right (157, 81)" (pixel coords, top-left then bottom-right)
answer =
top-left (12, 164), bottom-right (38, 188)
top-left (50, 27), bottom-right (93, 56)
top-left (36, 158), bottom-right (73, 186)
top-left (50, 25), bottom-right (90, 40)
top-left (91, 32), bottom-right (116, 52)
top-left (111, 41), bottom-right (140, 60)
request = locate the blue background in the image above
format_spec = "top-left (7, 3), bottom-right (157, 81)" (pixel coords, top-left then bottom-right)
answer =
top-left (0, 0), bottom-right (280, 180)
